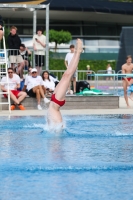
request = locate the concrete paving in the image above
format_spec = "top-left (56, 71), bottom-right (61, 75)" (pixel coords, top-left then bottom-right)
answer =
top-left (0, 97), bottom-right (133, 117)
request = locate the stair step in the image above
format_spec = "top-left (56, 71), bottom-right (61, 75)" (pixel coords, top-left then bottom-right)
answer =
top-left (1, 95), bottom-right (119, 110)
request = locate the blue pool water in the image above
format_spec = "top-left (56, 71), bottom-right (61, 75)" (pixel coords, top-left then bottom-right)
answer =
top-left (0, 115), bottom-right (133, 200)
top-left (117, 89), bottom-right (130, 96)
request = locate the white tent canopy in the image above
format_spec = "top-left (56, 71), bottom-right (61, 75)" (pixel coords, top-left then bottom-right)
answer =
top-left (0, 3), bottom-right (50, 70)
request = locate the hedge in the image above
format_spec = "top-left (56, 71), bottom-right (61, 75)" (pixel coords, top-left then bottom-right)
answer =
top-left (49, 58), bottom-right (117, 72)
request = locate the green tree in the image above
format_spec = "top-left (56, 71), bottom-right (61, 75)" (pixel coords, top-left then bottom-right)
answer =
top-left (44, 29), bottom-right (72, 52)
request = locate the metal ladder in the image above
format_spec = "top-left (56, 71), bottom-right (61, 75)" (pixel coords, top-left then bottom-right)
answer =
top-left (0, 28), bottom-right (11, 113)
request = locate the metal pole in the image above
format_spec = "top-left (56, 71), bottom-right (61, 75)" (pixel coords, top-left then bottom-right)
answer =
top-left (33, 9), bottom-right (37, 68)
top-left (45, 4), bottom-right (49, 70)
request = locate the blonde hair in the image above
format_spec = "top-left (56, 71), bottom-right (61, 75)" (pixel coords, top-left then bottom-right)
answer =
top-left (86, 65), bottom-right (90, 69)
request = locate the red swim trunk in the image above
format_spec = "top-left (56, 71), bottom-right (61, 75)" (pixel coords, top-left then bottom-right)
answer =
top-left (51, 93), bottom-right (65, 107)
top-left (122, 77), bottom-right (132, 81)
top-left (3, 90), bottom-right (20, 98)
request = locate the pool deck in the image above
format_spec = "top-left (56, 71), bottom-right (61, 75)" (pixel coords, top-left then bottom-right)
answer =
top-left (0, 97), bottom-right (133, 116)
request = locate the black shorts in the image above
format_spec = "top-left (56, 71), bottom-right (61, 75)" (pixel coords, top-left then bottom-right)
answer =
top-left (35, 55), bottom-right (45, 67)
top-left (27, 89), bottom-right (36, 97)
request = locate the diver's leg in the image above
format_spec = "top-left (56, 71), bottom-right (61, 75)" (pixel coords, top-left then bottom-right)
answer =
top-left (54, 39), bottom-right (82, 101)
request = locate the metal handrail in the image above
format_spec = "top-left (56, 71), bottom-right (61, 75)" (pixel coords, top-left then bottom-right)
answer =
top-left (0, 28), bottom-right (11, 113)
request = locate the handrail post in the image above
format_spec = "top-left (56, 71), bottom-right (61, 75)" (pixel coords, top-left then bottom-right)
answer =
top-left (33, 9), bottom-right (36, 68)
top-left (45, 4), bottom-right (49, 70)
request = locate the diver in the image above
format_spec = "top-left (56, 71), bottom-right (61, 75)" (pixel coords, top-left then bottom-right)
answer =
top-left (47, 39), bottom-right (83, 130)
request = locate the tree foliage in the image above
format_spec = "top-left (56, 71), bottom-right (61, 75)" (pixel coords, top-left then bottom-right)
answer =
top-left (49, 58), bottom-right (116, 71)
top-left (44, 29), bottom-right (72, 52)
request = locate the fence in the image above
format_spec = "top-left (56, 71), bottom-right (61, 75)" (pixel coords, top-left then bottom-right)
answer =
top-left (49, 70), bottom-right (125, 95)
top-left (0, 49), bottom-right (132, 96)
top-left (0, 48), bottom-right (46, 72)
top-left (95, 70), bottom-right (116, 94)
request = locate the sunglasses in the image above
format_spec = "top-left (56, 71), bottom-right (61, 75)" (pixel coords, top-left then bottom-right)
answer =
top-left (8, 72), bottom-right (13, 74)
top-left (32, 72), bottom-right (37, 74)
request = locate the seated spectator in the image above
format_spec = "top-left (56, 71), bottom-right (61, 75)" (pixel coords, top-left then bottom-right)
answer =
top-left (25, 67), bottom-right (32, 79)
top-left (0, 68), bottom-right (27, 110)
top-left (49, 73), bottom-right (59, 87)
top-left (7, 26), bottom-right (24, 79)
top-left (42, 71), bottom-right (55, 95)
top-left (23, 68), bottom-right (50, 110)
top-left (19, 44), bottom-right (31, 69)
top-left (0, 15), bottom-right (3, 41)
top-left (86, 65), bottom-right (92, 80)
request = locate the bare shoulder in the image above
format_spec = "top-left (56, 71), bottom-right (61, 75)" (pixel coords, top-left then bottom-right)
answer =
top-left (122, 63), bottom-right (126, 69)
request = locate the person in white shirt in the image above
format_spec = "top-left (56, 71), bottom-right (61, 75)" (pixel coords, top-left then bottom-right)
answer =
top-left (106, 63), bottom-right (113, 80)
top-left (42, 71), bottom-right (55, 95)
top-left (49, 73), bottom-right (59, 87)
top-left (65, 44), bottom-right (77, 94)
top-left (33, 27), bottom-right (46, 75)
top-left (0, 68), bottom-right (27, 110)
top-left (23, 68), bottom-right (50, 110)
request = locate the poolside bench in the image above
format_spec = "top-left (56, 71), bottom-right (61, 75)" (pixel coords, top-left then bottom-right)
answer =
top-left (1, 95), bottom-right (119, 110)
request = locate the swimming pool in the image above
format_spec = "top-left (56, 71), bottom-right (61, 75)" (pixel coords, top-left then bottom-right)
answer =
top-left (0, 115), bottom-right (133, 200)
top-left (117, 89), bottom-right (130, 97)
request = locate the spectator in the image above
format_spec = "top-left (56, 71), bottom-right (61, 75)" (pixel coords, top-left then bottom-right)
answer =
top-left (7, 26), bottom-right (24, 79)
top-left (49, 73), bottom-right (59, 87)
top-left (12, 67), bottom-right (24, 91)
top-left (19, 43), bottom-right (31, 69)
top-left (25, 67), bottom-right (32, 79)
top-left (23, 68), bottom-right (50, 110)
top-left (121, 55), bottom-right (133, 108)
top-left (0, 15), bottom-right (3, 41)
top-left (33, 27), bottom-right (46, 75)
top-left (86, 65), bottom-right (92, 80)
top-left (0, 67), bottom-right (26, 110)
top-left (42, 71), bottom-right (55, 95)
top-left (65, 44), bottom-right (77, 94)
top-left (106, 63), bottom-right (112, 80)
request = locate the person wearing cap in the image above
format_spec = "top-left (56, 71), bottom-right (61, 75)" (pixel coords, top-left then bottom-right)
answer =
top-left (33, 27), bottom-right (46, 75)
top-left (0, 15), bottom-right (3, 41)
top-left (0, 68), bottom-right (27, 110)
top-left (23, 68), bottom-right (50, 110)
